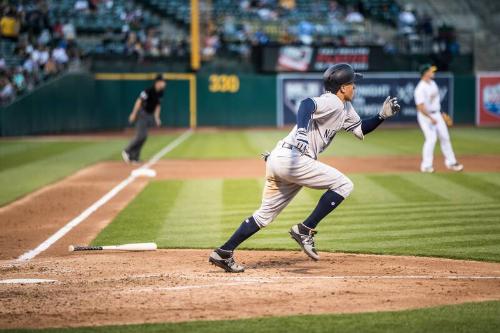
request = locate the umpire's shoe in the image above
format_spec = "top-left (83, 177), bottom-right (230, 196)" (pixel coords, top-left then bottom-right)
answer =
top-left (289, 224), bottom-right (320, 261)
top-left (209, 248), bottom-right (245, 273)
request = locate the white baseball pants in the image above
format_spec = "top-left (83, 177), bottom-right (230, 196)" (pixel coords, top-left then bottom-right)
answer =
top-left (417, 112), bottom-right (458, 169)
top-left (252, 142), bottom-right (353, 228)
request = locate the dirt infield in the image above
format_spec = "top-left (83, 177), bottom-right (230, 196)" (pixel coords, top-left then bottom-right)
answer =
top-left (1, 154), bottom-right (500, 329)
top-left (1, 250), bottom-right (499, 329)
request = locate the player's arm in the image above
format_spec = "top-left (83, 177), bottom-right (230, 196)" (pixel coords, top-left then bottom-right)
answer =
top-left (154, 105), bottom-right (161, 127)
top-left (360, 96), bottom-right (400, 135)
top-left (416, 103), bottom-right (437, 124)
top-left (294, 98), bottom-right (316, 152)
top-left (128, 97), bottom-right (142, 123)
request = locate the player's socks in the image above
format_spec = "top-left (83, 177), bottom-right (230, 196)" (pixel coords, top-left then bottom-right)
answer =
top-left (303, 190), bottom-right (345, 229)
top-left (220, 216), bottom-right (260, 251)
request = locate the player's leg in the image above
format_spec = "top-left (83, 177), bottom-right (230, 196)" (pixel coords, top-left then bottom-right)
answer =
top-left (435, 114), bottom-right (463, 171)
top-left (209, 152), bottom-right (302, 272)
top-left (286, 158), bottom-right (353, 260)
top-left (417, 112), bottom-right (437, 172)
top-left (209, 177), bottom-right (302, 273)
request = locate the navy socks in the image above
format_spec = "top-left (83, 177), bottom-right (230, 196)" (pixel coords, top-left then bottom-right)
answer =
top-left (220, 216), bottom-right (260, 251)
top-left (303, 190), bottom-right (345, 229)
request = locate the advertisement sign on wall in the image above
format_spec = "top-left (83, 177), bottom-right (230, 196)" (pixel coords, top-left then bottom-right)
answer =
top-left (476, 72), bottom-right (500, 126)
top-left (268, 47), bottom-right (371, 73)
top-left (277, 73), bottom-right (453, 126)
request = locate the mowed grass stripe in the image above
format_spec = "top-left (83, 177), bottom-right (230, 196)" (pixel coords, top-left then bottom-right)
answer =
top-left (346, 175), bottom-right (404, 204)
top-left (166, 132), bottom-right (259, 159)
top-left (438, 173), bottom-right (500, 200)
top-left (92, 181), bottom-right (184, 245)
top-left (399, 173), bottom-right (494, 202)
top-left (157, 180), bottom-right (223, 247)
top-left (0, 141), bottom-right (126, 206)
top-left (367, 175), bottom-right (445, 202)
top-left (0, 141), bottom-right (92, 172)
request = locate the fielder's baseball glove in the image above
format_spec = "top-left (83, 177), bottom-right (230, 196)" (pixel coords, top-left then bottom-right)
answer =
top-left (442, 112), bottom-right (453, 127)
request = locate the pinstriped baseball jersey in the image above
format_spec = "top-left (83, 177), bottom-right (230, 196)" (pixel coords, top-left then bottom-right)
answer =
top-left (283, 92), bottom-right (362, 160)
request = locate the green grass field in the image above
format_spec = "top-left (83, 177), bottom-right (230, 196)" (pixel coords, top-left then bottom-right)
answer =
top-left (0, 134), bottom-right (178, 206)
top-left (2, 127), bottom-right (500, 332)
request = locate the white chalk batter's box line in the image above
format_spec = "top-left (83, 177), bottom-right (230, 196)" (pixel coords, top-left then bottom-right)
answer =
top-left (116, 275), bottom-right (500, 293)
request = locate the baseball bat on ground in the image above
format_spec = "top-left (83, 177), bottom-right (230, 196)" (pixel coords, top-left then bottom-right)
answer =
top-left (68, 242), bottom-right (157, 252)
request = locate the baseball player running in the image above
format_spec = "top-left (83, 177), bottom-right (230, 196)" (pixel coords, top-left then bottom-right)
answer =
top-left (209, 63), bottom-right (401, 273)
top-left (415, 64), bottom-right (463, 173)
top-left (122, 74), bottom-right (165, 164)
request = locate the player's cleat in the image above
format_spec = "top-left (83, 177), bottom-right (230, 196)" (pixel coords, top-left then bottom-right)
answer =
top-left (209, 248), bottom-right (245, 273)
top-left (420, 166), bottom-right (434, 173)
top-left (289, 224), bottom-right (320, 261)
top-left (121, 150), bottom-right (130, 164)
top-left (130, 159), bottom-right (142, 165)
top-left (447, 163), bottom-right (464, 172)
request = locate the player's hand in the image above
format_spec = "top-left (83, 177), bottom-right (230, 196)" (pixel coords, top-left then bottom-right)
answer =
top-left (129, 113), bottom-right (136, 124)
top-left (430, 117), bottom-right (437, 125)
top-left (295, 128), bottom-right (309, 154)
top-left (379, 96), bottom-right (401, 119)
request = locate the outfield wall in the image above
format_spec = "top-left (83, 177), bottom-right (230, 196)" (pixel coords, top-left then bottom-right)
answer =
top-left (0, 72), bottom-right (480, 136)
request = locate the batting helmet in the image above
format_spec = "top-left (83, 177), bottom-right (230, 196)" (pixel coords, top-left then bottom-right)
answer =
top-left (323, 63), bottom-right (363, 93)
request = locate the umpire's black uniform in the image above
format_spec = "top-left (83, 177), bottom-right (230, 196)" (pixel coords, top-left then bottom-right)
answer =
top-left (123, 76), bottom-right (165, 162)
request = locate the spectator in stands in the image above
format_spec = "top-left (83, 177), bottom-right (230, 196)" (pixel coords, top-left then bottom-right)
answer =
top-left (0, 76), bottom-right (15, 105)
top-left (74, 0), bottom-right (89, 13)
top-left (1, 6), bottom-right (21, 41)
top-left (327, 1), bottom-right (344, 21)
top-left (398, 4), bottom-right (417, 34)
top-left (62, 20), bottom-right (76, 42)
top-left (297, 19), bottom-right (314, 45)
top-left (43, 56), bottom-right (58, 78)
top-left (12, 67), bottom-right (26, 93)
top-left (345, 5), bottom-right (364, 24)
top-left (202, 32), bottom-right (221, 59)
top-left (52, 43), bottom-right (69, 67)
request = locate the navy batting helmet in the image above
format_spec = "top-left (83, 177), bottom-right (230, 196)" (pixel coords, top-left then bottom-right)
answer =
top-left (323, 63), bottom-right (363, 93)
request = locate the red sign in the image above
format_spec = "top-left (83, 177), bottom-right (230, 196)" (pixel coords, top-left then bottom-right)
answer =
top-left (477, 73), bottom-right (500, 126)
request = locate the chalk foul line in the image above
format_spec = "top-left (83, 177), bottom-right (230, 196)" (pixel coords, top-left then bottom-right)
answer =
top-left (15, 130), bottom-right (193, 262)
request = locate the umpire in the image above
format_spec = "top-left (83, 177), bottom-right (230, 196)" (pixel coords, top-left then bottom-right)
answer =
top-left (122, 74), bottom-right (166, 164)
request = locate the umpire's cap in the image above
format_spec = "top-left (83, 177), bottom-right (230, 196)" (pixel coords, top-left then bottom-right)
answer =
top-left (323, 63), bottom-right (363, 93)
top-left (154, 73), bottom-right (165, 82)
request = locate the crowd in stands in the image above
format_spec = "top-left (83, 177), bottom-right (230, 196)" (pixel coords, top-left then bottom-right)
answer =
top-left (1, 0), bottom-right (464, 104)
top-left (0, 1), bottom-right (81, 105)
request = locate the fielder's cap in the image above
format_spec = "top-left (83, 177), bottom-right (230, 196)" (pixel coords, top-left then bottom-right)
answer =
top-left (419, 63), bottom-right (437, 76)
top-left (154, 73), bottom-right (165, 81)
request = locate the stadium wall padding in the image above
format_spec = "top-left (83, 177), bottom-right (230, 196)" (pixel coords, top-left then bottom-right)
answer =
top-left (196, 74), bottom-right (277, 127)
top-left (453, 74), bottom-right (476, 124)
top-left (0, 72), bottom-right (477, 136)
top-left (0, 73), bottom-right (97, 136)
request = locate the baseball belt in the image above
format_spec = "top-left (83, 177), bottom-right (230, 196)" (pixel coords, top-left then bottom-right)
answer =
top-left (282, 142), bottom-right (314, 159)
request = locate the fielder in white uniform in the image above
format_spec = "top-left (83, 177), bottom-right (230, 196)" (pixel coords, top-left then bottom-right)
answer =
top-left (415, 64), bottom-right (463, 173)
top-left (209, 63), bottom-right (401, 273)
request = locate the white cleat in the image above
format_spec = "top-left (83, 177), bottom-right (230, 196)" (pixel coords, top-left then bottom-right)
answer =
top-left (420, 166), bottom-right (434, 173)
top-left (447, 163), bottom-right (464, 172)
top-left (289, 224), bottom-right (320, 261)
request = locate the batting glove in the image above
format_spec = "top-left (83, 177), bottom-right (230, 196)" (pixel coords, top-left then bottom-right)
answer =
top-left (295, 128), bottom-right (309, 154)
top-left (379, 96), bottom-right (401, 119)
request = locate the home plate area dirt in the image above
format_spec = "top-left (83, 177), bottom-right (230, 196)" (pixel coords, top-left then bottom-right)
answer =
top-left (1, 250), bottom-right (500, 329)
